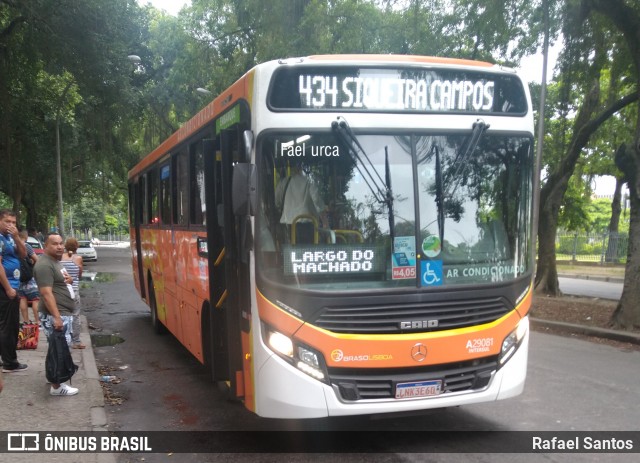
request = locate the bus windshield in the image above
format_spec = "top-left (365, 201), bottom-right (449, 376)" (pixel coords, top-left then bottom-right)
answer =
top-left (257, 128), bottom-right (533, 290)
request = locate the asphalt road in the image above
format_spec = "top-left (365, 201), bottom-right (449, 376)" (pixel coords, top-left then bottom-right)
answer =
top-left (559, 277), bottom-right (623, 300)
top-left (83, 247), bottom-right (639, 463)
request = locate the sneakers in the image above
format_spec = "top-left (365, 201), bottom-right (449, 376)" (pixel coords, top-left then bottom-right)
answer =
top-left (2, 363), bottom-right (28, 373)
top-left (50, 383), bottom-right (79, 396)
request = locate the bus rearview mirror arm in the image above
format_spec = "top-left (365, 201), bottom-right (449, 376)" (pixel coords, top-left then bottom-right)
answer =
top-left (232, 163), bottom-right (256, 216)
top-left (243, 130), bottom-right (254, 160)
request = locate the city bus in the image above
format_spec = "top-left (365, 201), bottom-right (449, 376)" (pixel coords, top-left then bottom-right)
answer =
top-left (128, 55), bottom-right (536, 419)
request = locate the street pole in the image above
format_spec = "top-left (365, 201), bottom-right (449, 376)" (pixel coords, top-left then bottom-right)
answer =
top-left (536, 0), bottom-right (550, 164)
top-left (55, 79), bottom-right (74, 237)
top-left (56, 114), bottom-right (64, 236)
top-left (533, 0), bottom-right (550, 277)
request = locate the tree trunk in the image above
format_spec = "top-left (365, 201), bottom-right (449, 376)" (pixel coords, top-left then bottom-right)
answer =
top-left (605, 173), bottom-right (623, 262)
top-left (609, 175), bottom-right (623, 233)
top-left (535, 182), bottom-right (563, 295)
top-left (610, 157), bottom-right (640, 329)
top-left (611, 130), bottom-right (640, 330)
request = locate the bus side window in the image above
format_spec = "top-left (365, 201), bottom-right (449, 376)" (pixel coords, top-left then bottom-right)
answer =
top-left (140, 174), bottom-right (148, 225)
top-left (174, 150), bottom-right (189, 226)
top-left (147, 169), bottom-right (159, 225)
top-left (190, 141), bottom-right (206, 226)
top-left (159, 162), bottom-right (171, 225)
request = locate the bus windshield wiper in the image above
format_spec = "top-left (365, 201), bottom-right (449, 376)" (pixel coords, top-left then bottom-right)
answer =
top-left (433, 119), bottom-right (489, 242)
top-left (332, 117), bottom-right (392, 206)
top-left (442, 119), bottom-right (489, 199)
top-left (434, 144), bottom-right (444, 242)
top-left (332, 117), bottom-right (395, 238)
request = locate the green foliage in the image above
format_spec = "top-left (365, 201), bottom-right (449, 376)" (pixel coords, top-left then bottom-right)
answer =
top-left (586, 198), bottom-right (615, 233)
top-left (0, 0), bottom-right (146, 232)
top-left (71, 195), bottom-right (105, 233)
top-left (589, 197), bottom-right (630, 234)
top-left (0, 193), bottom-right (10, 210)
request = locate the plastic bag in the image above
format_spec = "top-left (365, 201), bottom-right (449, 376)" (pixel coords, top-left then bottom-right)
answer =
top-left (45, 329), bottom-right (78, 384)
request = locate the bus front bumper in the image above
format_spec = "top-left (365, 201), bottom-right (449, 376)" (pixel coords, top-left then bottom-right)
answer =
top-left (253, 329), bottom-right (529, 419)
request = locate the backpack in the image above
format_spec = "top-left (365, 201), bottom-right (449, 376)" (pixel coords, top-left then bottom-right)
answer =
top-left (20, 256), bottom-right (34, 283)
top-left (45, 329), bottom-right (79, 384)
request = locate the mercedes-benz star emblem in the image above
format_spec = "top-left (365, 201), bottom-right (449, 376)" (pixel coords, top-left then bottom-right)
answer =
top-left (411, 343), bottom-right (427, 362)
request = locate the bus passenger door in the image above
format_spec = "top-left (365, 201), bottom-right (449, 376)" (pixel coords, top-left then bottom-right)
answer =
top-left (203, 138), bottom-right (229, 383)
top-left (204, 124), bottom-right (249, 400)
top-left (130, 179), bottom-right (146, 299)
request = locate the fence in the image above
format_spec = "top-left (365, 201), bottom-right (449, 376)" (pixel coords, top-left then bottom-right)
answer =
top-left (556, 231), bottom-right (629, 264)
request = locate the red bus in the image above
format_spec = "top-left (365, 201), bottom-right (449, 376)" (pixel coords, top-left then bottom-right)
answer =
top-left (128, 55), bottom-right (535, 418)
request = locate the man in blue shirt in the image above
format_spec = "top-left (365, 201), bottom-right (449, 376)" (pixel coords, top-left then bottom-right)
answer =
top-left (0, 209), bottom-right (28, 372)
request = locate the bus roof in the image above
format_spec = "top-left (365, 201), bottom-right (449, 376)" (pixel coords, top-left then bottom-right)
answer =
top-left (304, 54), bottom-right (495, 68)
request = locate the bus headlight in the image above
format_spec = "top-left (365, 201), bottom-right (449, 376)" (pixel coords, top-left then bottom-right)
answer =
top-left (297, 346), bottom-right (326, 381)
top-left (267, 330), bottom-right (293, 358)
top-left (499, 316), bottom-right (529, 365)
top-left (298, 346), bottom-right (320, 368)
top-left (262, 324), bottom-right (328, 383)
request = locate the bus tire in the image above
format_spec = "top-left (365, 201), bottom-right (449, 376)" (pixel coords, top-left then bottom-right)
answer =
top-left (148, 279), bottom-right (167, 335)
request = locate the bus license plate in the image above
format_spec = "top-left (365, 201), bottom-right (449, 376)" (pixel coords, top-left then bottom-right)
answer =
top-left (395, 380), bottom-right (442, 399)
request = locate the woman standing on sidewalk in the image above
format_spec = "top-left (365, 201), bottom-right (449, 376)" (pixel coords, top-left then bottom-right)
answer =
top-left (60, 238), bottom-right (85, 349)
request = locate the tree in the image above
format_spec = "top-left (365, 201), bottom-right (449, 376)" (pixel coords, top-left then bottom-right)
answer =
top-left (0, 0), bottom-right (147, 231)
top-left (72, 195), bottom-right (105, 235)
top-left (581, 0), bottom-right (640, 330)
top-left (586, 198), bottom-right (622, 233)
top-left (534, 2), bottom-right (638, 295)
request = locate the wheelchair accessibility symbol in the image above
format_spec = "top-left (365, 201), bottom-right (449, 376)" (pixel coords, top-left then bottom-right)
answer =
top-left (420, 260), bottom-right (443, 286)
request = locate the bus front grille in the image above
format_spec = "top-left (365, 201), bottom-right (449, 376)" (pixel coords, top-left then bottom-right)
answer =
top-left (329, 358), bottom-right (498, 401)
top-left (313, 297), bottom-right (510, 334)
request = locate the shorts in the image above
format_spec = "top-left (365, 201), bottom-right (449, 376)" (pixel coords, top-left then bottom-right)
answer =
top-left (40, 313), bottom-right (73, 345)
top-left (18, 279), bottom-right (40, 302)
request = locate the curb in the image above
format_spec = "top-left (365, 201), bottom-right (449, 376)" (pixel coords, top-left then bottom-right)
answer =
top-left (79, 316), bottom-right (109, 431)
top-left (80, 315), bottom-right (118, 463)
top-left (531, 318), bottom-right (640, 345)
top-left (558, 273), bottom-right (625, 284)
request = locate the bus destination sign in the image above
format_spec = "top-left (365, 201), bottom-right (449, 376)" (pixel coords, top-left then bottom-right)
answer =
top-left (269, 66), bottom-right (527, 114)
top-left (300, 74), bottom-right (494, 112)
top-left (283, 245), bottom-right (384, 276)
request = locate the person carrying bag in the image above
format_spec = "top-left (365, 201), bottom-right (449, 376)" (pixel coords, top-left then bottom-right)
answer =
top-left (33, 233), bottom-right (79, 396)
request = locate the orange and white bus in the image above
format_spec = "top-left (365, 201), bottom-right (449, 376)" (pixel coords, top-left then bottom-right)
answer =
top-left (128, 55), bottom-right (536, 419)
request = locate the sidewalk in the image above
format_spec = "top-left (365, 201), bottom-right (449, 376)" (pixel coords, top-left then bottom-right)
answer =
top-left (1, 316), bottom-right (115, 463)
top-left (558, 271), bottom-right (625, 284)
top-left (534, 271), bottom-right (640, 345)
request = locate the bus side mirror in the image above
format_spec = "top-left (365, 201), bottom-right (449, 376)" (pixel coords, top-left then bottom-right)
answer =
top-left (232, 163), bottom-right (256, 216)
